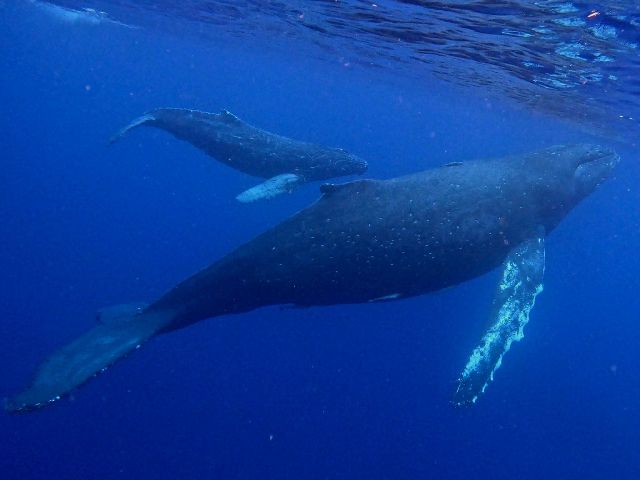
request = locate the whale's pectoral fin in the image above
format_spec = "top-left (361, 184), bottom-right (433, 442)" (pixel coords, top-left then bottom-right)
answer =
top-left (452, 233), bottom-right (546, 407)
top-left (6, 309), bottom-right (170, 414)
top-left (108, 113), bottom-right (156, 145)
top-left (236, 173), bottom-right (303, 203)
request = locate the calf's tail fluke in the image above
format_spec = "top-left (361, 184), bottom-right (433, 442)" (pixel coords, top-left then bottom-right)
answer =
top-left (108, 113), bottom-right (156, 145)
top-left (6, 306), bottom-right (170, 413)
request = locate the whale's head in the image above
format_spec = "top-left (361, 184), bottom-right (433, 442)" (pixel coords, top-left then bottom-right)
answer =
top-left (571, 144), bottom-right (620, 198)
top-left (521, 144), bottom-right (619, 230)
top-left (330, 149), bottom-right (368, 176)
top-left (305, 148), bottom-right (367, 181)
top-left (540, 143), bottom-right (618, 197)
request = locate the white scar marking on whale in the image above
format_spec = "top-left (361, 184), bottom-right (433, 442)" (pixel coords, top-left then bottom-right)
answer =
top-left (368, 293), bottom-right (401, 302)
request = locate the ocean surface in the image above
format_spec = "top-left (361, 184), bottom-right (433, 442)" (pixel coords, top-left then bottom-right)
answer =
top-left (1, 1), bottom-right (639, 479)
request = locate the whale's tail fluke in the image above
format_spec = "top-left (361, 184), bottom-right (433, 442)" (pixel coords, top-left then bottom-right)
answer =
top-left (108, 113), bottom-right (156, 145)
top-left (6, 306), bottom-right (171, 413)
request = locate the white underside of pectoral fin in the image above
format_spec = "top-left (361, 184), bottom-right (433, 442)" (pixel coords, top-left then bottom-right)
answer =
top-left (452, 234), bottom-right (546, 407)
top-left (236, 173), bottom-right (302, 203)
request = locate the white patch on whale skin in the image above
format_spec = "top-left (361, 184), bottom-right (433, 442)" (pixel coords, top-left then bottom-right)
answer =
top-left (368, 293), bottom-right (401, 302)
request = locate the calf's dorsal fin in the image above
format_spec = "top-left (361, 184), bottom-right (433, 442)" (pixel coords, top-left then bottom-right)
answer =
top-left (219, 109), bottom-right (243, 125)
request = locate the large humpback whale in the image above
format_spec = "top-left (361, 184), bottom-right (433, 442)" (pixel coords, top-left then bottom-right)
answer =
top-left (110, 108), bottom-right (368, 202)
top-left (6, 144), bottom-right (618, 413)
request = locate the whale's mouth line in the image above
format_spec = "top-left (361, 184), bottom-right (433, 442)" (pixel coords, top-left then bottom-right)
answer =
top-left (576, 148), bottom-right (619, 168)
top-left (573, 148), bottom-right (619, 189)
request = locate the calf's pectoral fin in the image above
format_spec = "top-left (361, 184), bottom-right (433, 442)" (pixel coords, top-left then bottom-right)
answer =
top-left (452, 232), bottom-right (546, 407)
top-left (236, 173), bottom-right (303, 203)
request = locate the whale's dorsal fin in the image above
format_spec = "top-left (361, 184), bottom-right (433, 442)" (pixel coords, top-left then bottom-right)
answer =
top-left (320, 179), bottom-right (378, 197)
top-left (236, 173), bottom-right (303, 203)
top-left (219, 109), bottom-right (243, 125)
top-left (452, 232), bottom-right (545, 407)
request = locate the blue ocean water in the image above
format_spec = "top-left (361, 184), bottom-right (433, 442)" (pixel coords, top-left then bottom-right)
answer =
top-left (1, 1), bottom-right (639, 479)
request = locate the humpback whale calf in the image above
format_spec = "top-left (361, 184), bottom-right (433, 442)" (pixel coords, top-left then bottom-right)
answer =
top-left (6, 144), bottom-right (618, 413)
top-left (110, 108), bottom-right (368, 202)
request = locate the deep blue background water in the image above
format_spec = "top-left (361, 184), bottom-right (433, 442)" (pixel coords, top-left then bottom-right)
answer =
top-left (2, 2), bottom-right (639, 479)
